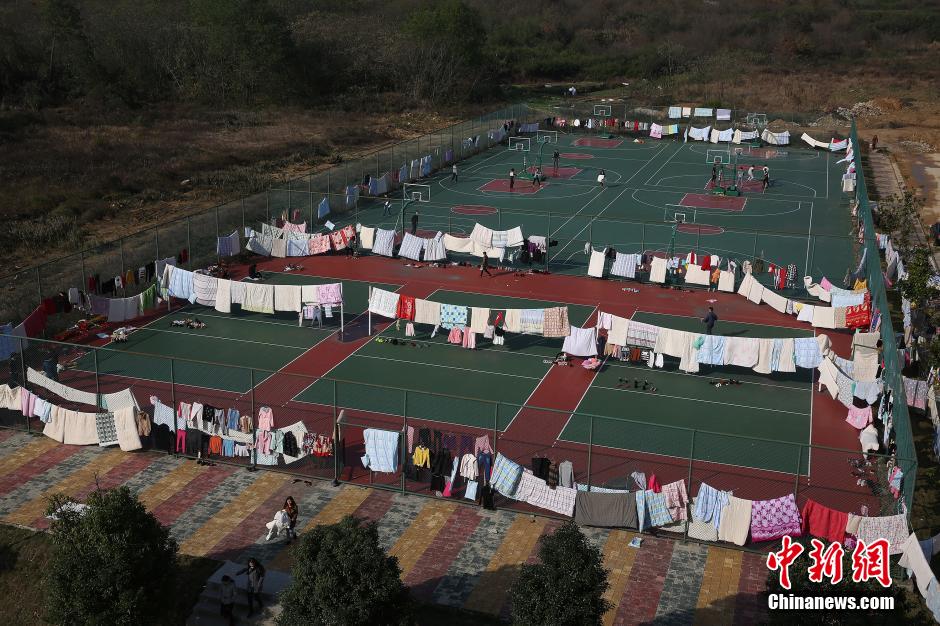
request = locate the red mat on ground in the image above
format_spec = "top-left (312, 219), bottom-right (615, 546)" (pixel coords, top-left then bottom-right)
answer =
top-left (678, 223), bottom-right (724, 235)
top-left (478, 179), bottom-right (547, 194)
top-left (452, 205), bottom-right (498, 215)
top-left (681, 192), bottom-right (746, 211)
top-left (572, 137), bottom-right (623, 148)
top-left (559, 152), bottom-right (594, 160)
top-left (527, 166), bottom-right (582, 179)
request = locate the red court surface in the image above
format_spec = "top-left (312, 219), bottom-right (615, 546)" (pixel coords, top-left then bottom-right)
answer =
top-left (572, 137), bottom-right (623, 148)
top-left (41, 247), bottom-right (883, 537)
top-left (452, 205), bottom-right (499, 215)
top-left (678, 223), bottom-right (724, 235)
top-left (681, 192), bottom-right (747, 211)
top-left (559, 152), bottom-right (594, 159)
top-left (478, 179), bottom-right (547, 194)
top-left (527, 166), bottom-right (582, 179)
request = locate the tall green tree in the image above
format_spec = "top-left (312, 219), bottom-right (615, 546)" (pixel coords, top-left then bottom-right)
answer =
top-left (402, 0), bottom-right (488, 103)
top-left (43, 486), bottom-right (178, 626)
top-left (510, 522), bottom-right (611, 626)
top-left (278, 515), bottom-right (412, 626)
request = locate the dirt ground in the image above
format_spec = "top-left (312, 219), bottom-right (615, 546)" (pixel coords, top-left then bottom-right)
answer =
top-left (0, 105), bottom-right (462, 271)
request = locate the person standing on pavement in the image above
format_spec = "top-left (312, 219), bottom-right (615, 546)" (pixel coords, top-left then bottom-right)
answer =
top-left (236, 558), bottom-right (266, 617)
top-left (702, 307), bottom-right (718, 335)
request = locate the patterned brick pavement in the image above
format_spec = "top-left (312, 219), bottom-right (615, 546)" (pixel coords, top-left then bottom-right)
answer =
top-left (0, 432), bottom-right (768, 623)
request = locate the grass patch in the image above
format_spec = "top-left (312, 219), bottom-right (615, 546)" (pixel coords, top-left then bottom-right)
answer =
top-left (0, 524), bottom-right (220, 626)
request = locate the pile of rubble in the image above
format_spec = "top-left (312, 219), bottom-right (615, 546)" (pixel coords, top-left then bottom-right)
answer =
top-left (835, 100), bottom-right (885, 120)
top-left (808, 114), bottom-right (850, 128)
top-left (897, 140), bottom-right (935, 154)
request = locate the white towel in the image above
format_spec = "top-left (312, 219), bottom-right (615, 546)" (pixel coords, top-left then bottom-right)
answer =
top-left (717, 270), bottom-right (735, 292)
top-left (470, 224), bottom-right (494, 247)
top-left (368, 288), bottom-right (400, 319)
top-left (723, 337), bottom-right (760, 368)
top-left (608, 315), bottom-right (629, 346)
top-left (717, 496), bottom-right (753, 546)
top-left (443, 234), bottom-right (473, 253)
top-left (398, 233), bottom-right (425, 261)
top-left (360, 226), bottom-right (375, 250)
top-left (649, 257), bottom-right (667, 283)
top-left (753, 339), bottom-right (775, 374)
top-left (243, 283), bottom-right (274, 314)
top-left (470, 307), bottom-right (490, 334)
top-left (192, 272), bottom-right (218, 306)
top-left (562, 326), bottom-right (597, 357)
top-left (274, 284), bottom-right (302, 312)
top-left (587, 249), bottom-right (605, 278)
top-left (747, 280), bottom-right (764, 304)
top-left (215, 279), bottom-right (232, 313)
top-left (414, 299), bottom-right (441, 326)
top-left (776, 338), bottom-right (796, 373)
top-left (760, 288), bottom-right (789, 314)
top-left (812, 306), bottom-right (837, 329)
top-left (372, 229), bottom-right (395, 257)
top-left (504, 309), bottom-right (522, 333)
top-left (301, 284), bottom-right (318, 303)
top-left (684, 265), bottom-right (710, 286)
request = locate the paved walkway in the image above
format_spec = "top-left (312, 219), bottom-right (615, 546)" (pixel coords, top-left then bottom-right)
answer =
top-left (0, 430), bottom-right (767, 625)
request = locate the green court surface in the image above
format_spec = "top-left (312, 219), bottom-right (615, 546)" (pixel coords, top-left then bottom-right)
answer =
top-left (293, 290), bottom-right (595, 429)
top-left (560, 312), bottom-right (815, 474)
top-left (298, 134), bottom-right (853, 288)
top-left (74, 276), bottom-right (400, 393)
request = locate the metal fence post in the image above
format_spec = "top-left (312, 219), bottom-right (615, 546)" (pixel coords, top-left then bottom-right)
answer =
top-left (119, 237), bottom-right (126, 287)
top-left (401, 390), bottom-right (408, 494)
top-left (19, 339), bottom-right (29, 433)
top-left (241, 199), bottom-right (246, 232)
top-left (265, 191), bottom-right (270, 224)
top-left (35, 267), bottom-right (42, 307)
top-left (154, 228), bottom-right (160, 263)
top-left (545, 212), bottom-right (551, 272)
top-left (586, 415), bottom-right (593, 489)
top-left (685, 430), bottom-right (696, 541)
top-left (214, 205), bottom-right (220, 238)
top-left (793, 445), bottom-right (803, 501)
top-left (641, 223), bottom-right (646, 253)
top-left (166, 358), bottom-right (177, 455)
top-left (250, 369), bottom-right (257, 469)
top-left (492, 403), bottom-right (499, 457)
top-left (93, 348), bottom-right (101, 407)
top-left (186, 218), bottom-right (192, 269)
top-left (79, 251), bottom-right (87, 297)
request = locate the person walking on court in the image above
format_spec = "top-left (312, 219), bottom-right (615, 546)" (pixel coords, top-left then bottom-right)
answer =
top-left (509, 167), bottom-right (516, 190)
top-left (747, 165), bottom-right (754, 181)
top-left (411, 210), bottom-right (419, 234)
top-left (532, 167), bottom-right (541, 189)
top-left (382, 200), bottom-right (393, 216)
top-left (597, 168), bottom-right (606, 189)
top-left (761, 166), bottom-right (770, 192)
top-left (702, 306), bottom-right (718, 335)
top-left (552, 149), bottom-right (560, 170)
top-left (236, 558), bottom-right (266, 616)
top-left (451, 163), bottom-right (458, 182)
top-left (480, 251), bottom-right (493, 277)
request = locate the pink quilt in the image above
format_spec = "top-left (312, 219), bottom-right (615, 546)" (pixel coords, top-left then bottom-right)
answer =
top-left (750, 494), bottom-right (802, 542)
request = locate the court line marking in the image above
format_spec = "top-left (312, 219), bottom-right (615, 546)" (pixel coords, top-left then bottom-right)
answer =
top-left (287, 284), bottom-right (406, 403)
top-left (587, 383), bottom-right (808, 416)
top-left (598, 359), bottom-right (811, 391)
top-left (632, 308), bottom-right (816, 333)
top-left (502, 305), bottom-right (599, 435)
top-left (70, 363), bottom-right (270, 397)
top-left (123, 326), bottom-right (316, 351)
top-left (554, 431), bottom-right (806, 478)
top-left (350, 353), bottom-right (543, 381)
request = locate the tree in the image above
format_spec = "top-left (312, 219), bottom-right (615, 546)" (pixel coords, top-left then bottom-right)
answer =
top-left (897, 247), bottom-right (939, 306)
top-left (875, 191), bottom-right (923, 250)
top-left (277, 515), bottom-right (412, 626)
top-left (510, 522), bottom-right (611, 626)
top-left (43, 485), bottom-right (178, 626)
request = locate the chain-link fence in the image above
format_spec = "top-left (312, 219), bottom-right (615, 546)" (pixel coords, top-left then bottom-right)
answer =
top-left (0, 335), bottom-right (909, 550)
top-left (851, 120), bottom-right (916, 511)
